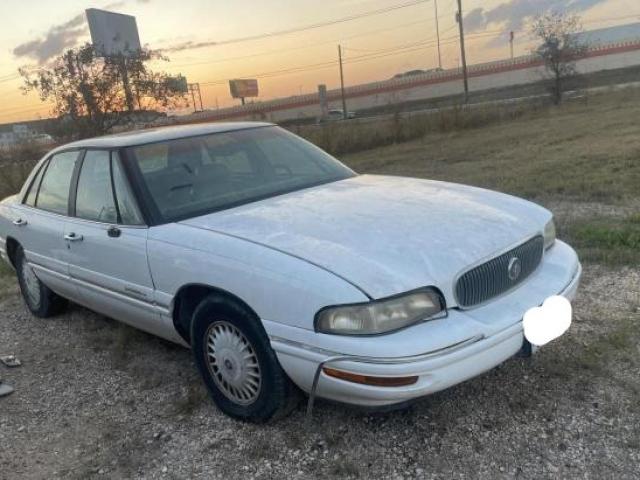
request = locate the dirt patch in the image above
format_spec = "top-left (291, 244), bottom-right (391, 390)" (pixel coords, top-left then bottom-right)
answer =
top-left (0, 263), bottom-right (638, 480)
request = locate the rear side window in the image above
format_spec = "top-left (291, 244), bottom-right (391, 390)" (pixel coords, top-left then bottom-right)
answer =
top-left (75, 150), bottom-right (118, 223)
top-left (36, 151), bottom-right (79, 215)
top-left (24, 162), bottom-right (47, 207)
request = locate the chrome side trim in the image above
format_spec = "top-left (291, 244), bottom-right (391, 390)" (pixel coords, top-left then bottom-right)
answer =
top-left (30, 262), bottom-right (169, 315)
top-left (271, 334), bottom-right (484, 364)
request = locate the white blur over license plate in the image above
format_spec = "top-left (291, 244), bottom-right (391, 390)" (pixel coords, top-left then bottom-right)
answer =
top-left (523, 295), bottom-right (572, 347)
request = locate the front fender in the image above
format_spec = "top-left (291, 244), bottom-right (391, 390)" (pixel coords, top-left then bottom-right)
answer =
top-left (147, 223), bottom-right (370, 333)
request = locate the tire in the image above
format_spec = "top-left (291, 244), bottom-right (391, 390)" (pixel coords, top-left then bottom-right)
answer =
top-left (15, 245), bottom-right (67, 318)
top-left (191, 294), bottom-right (299, 422)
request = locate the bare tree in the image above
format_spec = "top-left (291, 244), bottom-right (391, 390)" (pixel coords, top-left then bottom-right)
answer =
top-left (19, 44), bottom-right (187, 140)
top-left (531, 12), bottom-right (588, 105)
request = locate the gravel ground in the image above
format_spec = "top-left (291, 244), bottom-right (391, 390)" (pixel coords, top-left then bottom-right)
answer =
top-left (1, 264), bottom-right (639, 480)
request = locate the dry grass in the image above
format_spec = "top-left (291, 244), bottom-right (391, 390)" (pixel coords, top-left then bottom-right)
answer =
top-left (296, 99), bottom-right (551, 156)
top-left (341, 88), bottom-right (640, 203)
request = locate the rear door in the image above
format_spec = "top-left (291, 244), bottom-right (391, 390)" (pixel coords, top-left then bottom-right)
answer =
top-left (10, 150), bottom-right (81, 300)
top-left (65, 149), bottom-right (163, 336)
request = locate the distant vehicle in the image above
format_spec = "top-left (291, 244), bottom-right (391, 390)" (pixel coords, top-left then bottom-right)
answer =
top-left (0, 122), bottom-right (581, 422)
top-left (393, 67), bottom-right (444, 79)
top-left (317, 109), bottom-right (357, 124)
top-left (328, 109), bottom-right (357, 120)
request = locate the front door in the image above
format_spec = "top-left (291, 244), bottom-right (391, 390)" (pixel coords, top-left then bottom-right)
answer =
top-left (65, 149), bottom-right (162, 336)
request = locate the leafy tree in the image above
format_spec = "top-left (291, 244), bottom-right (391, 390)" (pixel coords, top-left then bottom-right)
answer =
top-left (20, 44), bottom-right (187, 139)
top-left (531, 12), bottom-right (588, 105)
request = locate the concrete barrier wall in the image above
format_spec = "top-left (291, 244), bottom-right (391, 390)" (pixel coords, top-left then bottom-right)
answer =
top-left (180, 40), bottom-right (640, 124)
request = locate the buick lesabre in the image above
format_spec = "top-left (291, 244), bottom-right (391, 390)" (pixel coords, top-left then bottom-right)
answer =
top-left (0, 123), bottom-right (581, 422)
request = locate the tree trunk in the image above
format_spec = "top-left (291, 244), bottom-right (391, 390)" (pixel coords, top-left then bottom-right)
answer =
top-left (554, 72), bottom-right (563, 105)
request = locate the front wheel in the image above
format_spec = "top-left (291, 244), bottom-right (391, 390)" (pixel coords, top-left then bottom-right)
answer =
top-left (191, 295), bottom-right (298, 422)
top-left (15, 246), bottom-right (67, 318)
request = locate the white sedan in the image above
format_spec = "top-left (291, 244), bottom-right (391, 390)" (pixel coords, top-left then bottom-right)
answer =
top-left (0, 123), bottom-right (581, 422)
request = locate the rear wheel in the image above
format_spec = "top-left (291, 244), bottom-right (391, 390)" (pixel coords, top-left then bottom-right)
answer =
top-left (191, 294), bottom-right (298, 422)
top-left (15, 246), bottom-right (67, 318)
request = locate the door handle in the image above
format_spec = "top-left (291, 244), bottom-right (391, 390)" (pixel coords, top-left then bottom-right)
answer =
top-left (13, 219), bottom-right (27, 227)
top-left (64, 233), bottom-right (84, 242)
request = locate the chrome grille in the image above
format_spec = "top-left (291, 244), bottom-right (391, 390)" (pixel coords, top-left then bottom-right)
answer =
top-left (455, 236), bottom-right (544, 308)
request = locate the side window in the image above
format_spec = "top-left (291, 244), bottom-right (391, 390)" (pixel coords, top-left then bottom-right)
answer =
top-left (75, 150), bottom-right (118, 223)
top-left (36, 151), bottom-right (79, 215)
top-left (111, 153), bottom-right (143, 225)
top-left (24, 161), bottom-right (47, 207)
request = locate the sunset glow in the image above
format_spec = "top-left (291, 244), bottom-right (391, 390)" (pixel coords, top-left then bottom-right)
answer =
top-left (1, 0), bottom-right (638, 123)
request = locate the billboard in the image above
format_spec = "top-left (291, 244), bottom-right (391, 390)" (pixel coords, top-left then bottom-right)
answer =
top-left (165, 75), bottom-right (189, 93)
top-left (86, 9), bottom-right (141, 56)
top-left (229, 79), bottom-right (259, 99)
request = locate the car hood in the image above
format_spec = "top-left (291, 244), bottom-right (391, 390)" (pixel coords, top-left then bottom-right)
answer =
top-left (180, 175), bottom-right (551, 304)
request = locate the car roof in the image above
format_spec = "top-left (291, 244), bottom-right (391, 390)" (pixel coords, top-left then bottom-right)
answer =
top-left (49, 122), bottom-right (275, 153)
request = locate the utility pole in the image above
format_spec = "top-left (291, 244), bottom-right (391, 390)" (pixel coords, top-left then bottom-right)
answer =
top-left (434, 0), bottom-right (442, 69)
top-left (456, 0), bottom-right (469, 103)
top-left (510, 31), bottom-right (515, 60)
top-left (197, 83), bottom-right (203, 111)
top-left (188, 83), bottom-right (204, 112)
top-left (338, 45), bottom-right (348, 120)
top-left (189, 84), bottom-right (197, 113)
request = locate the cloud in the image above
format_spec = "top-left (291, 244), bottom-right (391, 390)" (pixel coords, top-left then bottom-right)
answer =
top-left (12, 1), bottom-right (149, 64)
top-left (464, 0), bottom-right (607, 33)
top-left (163, 40), bottom-right (218, 53)
top-left (13, 13), bottom-right (88, 64)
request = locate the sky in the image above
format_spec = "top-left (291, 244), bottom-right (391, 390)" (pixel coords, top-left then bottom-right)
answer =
top-left (1, 0), bottom-right (639, 123)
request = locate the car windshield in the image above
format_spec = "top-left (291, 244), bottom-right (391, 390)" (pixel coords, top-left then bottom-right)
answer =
top-left (125, 126), bottom-right (355, 223)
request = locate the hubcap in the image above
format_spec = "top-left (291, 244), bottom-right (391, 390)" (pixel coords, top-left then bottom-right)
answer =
top-left (205, 321), bottom-right (261, 405)
top-left (21, 256), bottom-right (41, 308)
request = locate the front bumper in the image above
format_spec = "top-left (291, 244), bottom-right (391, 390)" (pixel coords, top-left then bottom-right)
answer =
top-left (269, 240), bottom-right (581, 407)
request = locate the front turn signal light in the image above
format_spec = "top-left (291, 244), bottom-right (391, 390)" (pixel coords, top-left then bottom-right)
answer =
top-left (322, 367), bottom-right (418, 387)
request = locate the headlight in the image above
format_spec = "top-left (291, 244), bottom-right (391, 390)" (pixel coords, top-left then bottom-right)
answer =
top-left (315, 288), bottom-right (445, 335)
top-left (544, 218), bottom-right (556, 250)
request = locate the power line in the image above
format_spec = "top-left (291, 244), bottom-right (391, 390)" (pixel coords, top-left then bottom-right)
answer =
top-left (0, 74), bottom-right (20, 84)
top-left (199, 37), bottom-right (452, 87)
top-left (169, 18), bottom-right (437, 70)
top-left (166, 1), bottom-right (475, 71)
top-left (166, 0), bottom-right (432, 52)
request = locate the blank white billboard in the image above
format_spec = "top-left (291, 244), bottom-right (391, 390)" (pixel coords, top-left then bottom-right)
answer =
top-left (86, 8), bottom-right (141, 56)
